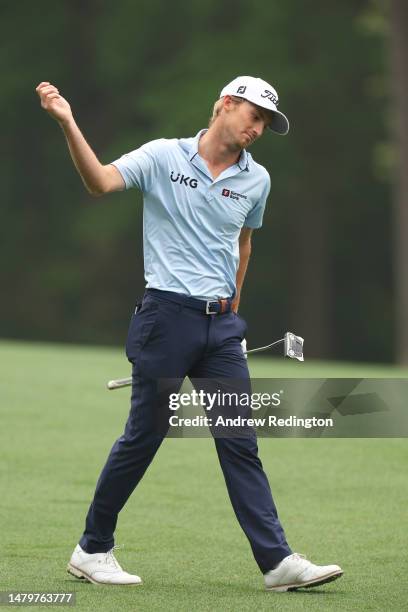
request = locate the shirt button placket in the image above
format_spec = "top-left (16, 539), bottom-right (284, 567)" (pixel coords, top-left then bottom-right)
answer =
top-left (206, 184), bottom-right (214, 202)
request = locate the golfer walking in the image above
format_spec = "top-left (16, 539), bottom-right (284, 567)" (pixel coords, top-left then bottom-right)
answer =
top-left (36, 76), bottom-right (343, 591)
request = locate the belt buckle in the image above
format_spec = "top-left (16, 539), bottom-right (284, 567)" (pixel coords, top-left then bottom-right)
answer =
top-left (205, 300), bottom-right (219, 315)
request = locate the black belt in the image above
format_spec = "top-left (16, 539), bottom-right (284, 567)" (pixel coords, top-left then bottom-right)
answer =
top-left (146, 289), bottom-right (233, 314)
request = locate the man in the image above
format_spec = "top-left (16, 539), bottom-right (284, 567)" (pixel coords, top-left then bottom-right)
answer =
top-left (36, 76), bottom-right (343, 591)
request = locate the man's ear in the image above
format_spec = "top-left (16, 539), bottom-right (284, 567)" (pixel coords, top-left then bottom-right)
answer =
top-left (223, 95), bottom-right (234, 112)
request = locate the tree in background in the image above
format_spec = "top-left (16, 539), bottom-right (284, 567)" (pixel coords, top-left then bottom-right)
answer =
top-left (0, 0), bottom-right (396, 363)
top-left (390, 0), bottom-right (408, 364)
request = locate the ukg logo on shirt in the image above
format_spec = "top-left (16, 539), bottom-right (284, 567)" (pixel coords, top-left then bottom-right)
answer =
top-left (170, 171), bottom-right (198, 188)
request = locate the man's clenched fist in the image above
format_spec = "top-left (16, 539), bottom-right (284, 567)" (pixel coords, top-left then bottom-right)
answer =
top-left (36, 82), bottom-right (72, 125)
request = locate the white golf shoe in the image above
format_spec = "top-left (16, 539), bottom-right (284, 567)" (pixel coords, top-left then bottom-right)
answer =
top-left (264, 553), bottom-right (343, 592)
top-left (67, 544), bottom-right (142, 586)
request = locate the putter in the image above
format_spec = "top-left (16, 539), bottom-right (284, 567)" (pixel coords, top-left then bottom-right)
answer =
top-left (107, 331), bottom-right (304, 390)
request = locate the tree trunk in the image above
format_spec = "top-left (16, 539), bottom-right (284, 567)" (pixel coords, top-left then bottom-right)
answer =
top-left (389, 0), bottom-right (408, 363)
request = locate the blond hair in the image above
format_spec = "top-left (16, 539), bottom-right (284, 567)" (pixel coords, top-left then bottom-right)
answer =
top-left (208, 95), bottom-right (244, 127)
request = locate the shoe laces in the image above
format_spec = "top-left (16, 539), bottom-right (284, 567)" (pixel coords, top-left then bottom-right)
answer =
top-left (289, 553), bottom-right (316, 578)
top-left (103, 545), bottom-right (123, 569)
top-left (291, 553), bottom-right (306, 562)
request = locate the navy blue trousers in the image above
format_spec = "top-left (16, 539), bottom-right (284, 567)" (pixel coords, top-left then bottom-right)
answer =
top-left (79, 289), bottom-right (291, 573)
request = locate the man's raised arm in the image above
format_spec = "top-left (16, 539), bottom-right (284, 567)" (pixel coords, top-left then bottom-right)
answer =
top-left (35, 82), bottom-right (124, 196)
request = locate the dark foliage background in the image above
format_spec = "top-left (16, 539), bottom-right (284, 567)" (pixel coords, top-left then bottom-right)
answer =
top-left (1, 0), bottom-right (399, 362)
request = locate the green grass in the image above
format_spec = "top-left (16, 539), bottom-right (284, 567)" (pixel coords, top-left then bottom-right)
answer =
top-left (0, 339), bottom-right (407, 611)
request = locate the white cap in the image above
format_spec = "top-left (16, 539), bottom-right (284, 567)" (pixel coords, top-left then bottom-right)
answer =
top-left (220, 76), bottom-right (289, 135)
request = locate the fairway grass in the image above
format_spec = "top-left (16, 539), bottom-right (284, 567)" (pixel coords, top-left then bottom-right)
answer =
top-left (1, 339), bottom-right (407, 611)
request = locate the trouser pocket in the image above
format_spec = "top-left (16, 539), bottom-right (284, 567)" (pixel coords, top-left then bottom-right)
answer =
top-left (125, 299), bottom-right (160, 362)
top-left (232, 312), bottom-right (248, 340)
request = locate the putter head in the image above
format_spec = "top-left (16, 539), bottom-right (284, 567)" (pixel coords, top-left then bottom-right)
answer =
top-left (284, 332), bottom-right (304, 361)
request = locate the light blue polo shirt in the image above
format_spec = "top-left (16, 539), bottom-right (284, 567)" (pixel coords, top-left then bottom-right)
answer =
top-left (111, 130), bottom-right (270, 300)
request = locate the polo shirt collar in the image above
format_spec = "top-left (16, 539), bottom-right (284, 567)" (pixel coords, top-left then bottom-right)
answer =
top-left (189, 129), bottom-right (249, 171)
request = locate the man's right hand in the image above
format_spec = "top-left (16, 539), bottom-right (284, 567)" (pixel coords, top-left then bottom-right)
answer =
top-left (36, 82), bottom-right (73, 125)
top-left (35, 81), bottom-right (125, 195)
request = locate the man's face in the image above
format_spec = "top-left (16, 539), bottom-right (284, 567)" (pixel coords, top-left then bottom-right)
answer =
top-left (223, 97), bottom-right (272, 148)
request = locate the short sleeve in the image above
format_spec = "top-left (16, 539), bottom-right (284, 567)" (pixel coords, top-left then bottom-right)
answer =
top-left (244, 172), bottom-right (271, 229)
top-left (110, 139), bottom-right (165, 193)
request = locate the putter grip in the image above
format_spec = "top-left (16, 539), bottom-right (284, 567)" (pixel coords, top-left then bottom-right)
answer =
top-left (107, 377), bottom-right (132, 390)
